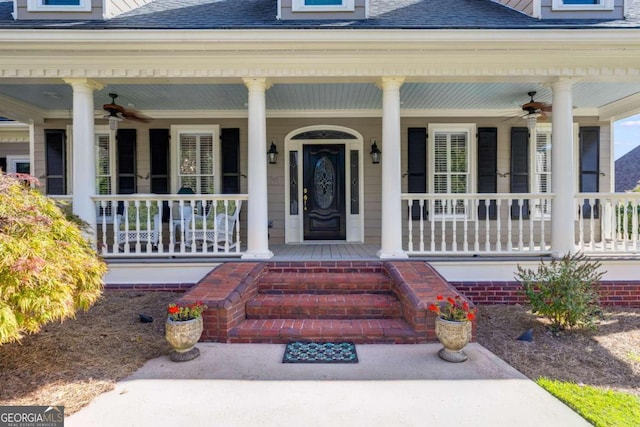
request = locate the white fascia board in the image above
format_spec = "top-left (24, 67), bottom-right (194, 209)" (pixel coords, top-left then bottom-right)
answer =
top-left (0, 94), bottom-right (45, 124)
top-left (599, 92), bottom-right (640, 121)
top-left (1, 29), bottom-right (640, 51)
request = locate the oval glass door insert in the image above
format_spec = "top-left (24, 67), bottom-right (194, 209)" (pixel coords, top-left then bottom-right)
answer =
top-left (314, 156), bottom-right (335, 209)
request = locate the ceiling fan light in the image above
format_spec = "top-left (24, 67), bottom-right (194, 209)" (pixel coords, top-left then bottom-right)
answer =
top-left (524, 113), bottom-right (541, 130)
top-left (108, 115), bottom-right (122, 131)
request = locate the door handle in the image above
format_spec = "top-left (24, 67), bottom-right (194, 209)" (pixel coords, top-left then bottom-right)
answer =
top-left (303, 188), bottom-right (308, 211)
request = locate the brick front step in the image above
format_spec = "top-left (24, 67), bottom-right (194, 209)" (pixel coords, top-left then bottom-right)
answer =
top-left (228, 318), bottom-right (421, 344)
top-left (258, 271), bottom-right (393, 294)
top-left (246, 294), bottom-right (402, 319)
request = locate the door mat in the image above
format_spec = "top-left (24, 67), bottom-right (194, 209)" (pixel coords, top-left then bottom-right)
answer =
top-left (283, 341), bottom-right (358, 363)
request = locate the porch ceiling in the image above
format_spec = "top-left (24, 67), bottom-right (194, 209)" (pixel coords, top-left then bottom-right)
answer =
top-left (1, 81), bottom-right (640, 121)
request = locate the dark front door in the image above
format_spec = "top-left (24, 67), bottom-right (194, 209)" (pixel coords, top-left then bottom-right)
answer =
top-left (303, 144), bottom-right (346, 240)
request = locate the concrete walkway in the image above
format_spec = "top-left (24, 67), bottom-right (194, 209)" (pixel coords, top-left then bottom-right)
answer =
top-left (67, 343), bottom-right (590, 427)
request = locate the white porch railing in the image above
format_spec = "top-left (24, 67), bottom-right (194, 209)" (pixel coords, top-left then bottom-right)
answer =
top-left (576, 193), bottom-right (640, 255)
top-left (91, 194), bottom-right (247, 258)
top-left (402, 193), bottom-right (554, 255)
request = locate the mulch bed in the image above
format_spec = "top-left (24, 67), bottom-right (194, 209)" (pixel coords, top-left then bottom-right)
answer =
top-left (0, 291), bottom-right (638, 415)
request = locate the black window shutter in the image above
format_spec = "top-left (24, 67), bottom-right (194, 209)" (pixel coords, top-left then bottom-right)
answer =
top-left (116, 129), bottom-right (137, 194)
top-left (45, 129), bottom-right (66, 195)
top-left (0, 157), bottom-right (6, 173)
top-left (477, 127), bottom-right (498, 220)
top-left (407, 127), bottom-right (427, 220)
top-left (149, 129), bottom-right (170, 194)
top-left (580, 126), bottom-right (600, 219)
top-left (510, 127), bottom-right (530, 219)
top-left (221, 128), bottom-right (240, 194)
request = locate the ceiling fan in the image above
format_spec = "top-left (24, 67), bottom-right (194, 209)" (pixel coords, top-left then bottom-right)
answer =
top-left (520, 91), bottom-right (552, 128)
top-left (102, 93), bottom-right (150, 130)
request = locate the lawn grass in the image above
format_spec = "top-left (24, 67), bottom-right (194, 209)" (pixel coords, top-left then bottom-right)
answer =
top-left (536, 377), bottom-right (640, 427)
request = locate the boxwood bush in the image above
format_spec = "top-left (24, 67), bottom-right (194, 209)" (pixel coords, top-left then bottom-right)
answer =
top-left (516, 253), bottom-right (604, 331)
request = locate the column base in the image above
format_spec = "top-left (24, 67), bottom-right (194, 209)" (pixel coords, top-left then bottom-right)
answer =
top-left (242, 250), bottom-right (274, 260)
top-left (377, 249), bottom-right (409, 259)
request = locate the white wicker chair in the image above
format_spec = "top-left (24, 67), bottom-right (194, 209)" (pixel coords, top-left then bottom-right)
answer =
top-left (114, 203), bottom-right (161, 247)
top-left (184, 201), bottom-right (242, 251)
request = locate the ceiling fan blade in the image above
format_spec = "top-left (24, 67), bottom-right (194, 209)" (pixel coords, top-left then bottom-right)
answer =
top-left (121, 108), bottom-right (151, 123)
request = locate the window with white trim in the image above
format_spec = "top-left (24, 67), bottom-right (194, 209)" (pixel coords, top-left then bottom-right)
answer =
top-left (96, 133), bottom-right (112, 196)
top-left (428, 124), bottom-right (475, 217)
top-left (292, 0), bottom-right (355, 12)
top-left (552, 0), bottom-right (613, 11)
top-left (95, 130), bottom-right (114, 218)
top-left (28, 0), bottom-right (91, 12)
top-left (533, 128), bottom-right (552, 217)
top-left (171, 125), bottom-right (220, 194)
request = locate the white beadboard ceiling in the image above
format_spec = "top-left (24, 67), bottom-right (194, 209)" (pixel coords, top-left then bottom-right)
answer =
top-left (0, 82), bottom-right (639, 114)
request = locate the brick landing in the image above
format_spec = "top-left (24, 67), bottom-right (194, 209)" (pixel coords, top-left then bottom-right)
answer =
top-left (177, 261), bottom-right (477, 344)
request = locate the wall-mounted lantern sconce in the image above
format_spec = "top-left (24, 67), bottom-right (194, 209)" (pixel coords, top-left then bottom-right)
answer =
top-left (267, 140), bottom-right (279, 164)
top-left (370, 139), bottom-right (381, 164)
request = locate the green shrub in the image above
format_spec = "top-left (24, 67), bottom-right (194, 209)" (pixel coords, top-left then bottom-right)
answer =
top-left (0, 173), bottom-right (106, 345)
top-left (515, 253), bottom-right (604, 331)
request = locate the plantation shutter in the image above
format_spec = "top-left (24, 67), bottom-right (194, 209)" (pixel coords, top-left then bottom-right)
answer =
top-left (178, 133), bottom-right (215, 194)
top-left (477, 127), bottom-right (497, 220)
top-left (221, 128), bottom-right (240, 194)
top-left (533, 130), bottom-right (552, 217)
top-left (96, 134), bottom-right (112, 195)
top-left (407, 127), bottom-right (427, 220)
top-left (117, 129), bottom-right (137, 194)
top-left (45, 129), bottom-right (66, 195)
top-left (510, 127), bottom-right (530, 219)
top-left (579, 126), bottom-right (600, 219)
top-left (149, 129), bottom-right (170, 194)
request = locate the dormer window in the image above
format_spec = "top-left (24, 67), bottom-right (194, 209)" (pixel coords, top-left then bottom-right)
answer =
top-left (552, 0), bottom-right (614, 11)
top-left (27, 0), bottom-right (92, 12)
top-left (291, 0), bottom-right (355, 12)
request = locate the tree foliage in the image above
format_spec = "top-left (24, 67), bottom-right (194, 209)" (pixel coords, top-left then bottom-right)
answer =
top-left (0, 173), bottom-right (106, 345)
top-left (516, 253), bottom-right (604, 331)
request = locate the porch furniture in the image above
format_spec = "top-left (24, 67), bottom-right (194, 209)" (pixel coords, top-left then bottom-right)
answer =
top-left (172, 204), bottom-right (194, 242)
top-left (185, 200), bottom-right (242, 250)
top-left (114, 202), bottom-right (161, 247)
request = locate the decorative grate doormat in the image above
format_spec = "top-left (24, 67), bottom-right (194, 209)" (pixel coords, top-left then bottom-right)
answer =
top-left (283, 341), bottom-right (359, 363)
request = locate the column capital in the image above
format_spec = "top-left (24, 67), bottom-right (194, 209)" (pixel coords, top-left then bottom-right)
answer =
top-left (377, 76), bottom-right (405, 91)
top-left (243, 77), bottom-right (272, 91)
top-left (63, 78), bottom-right (104, 92)
top-left (551, 77), bottom-right (581, 91)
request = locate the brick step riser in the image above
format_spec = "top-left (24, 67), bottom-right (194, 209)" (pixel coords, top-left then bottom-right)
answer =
top-left (258, 284), bottom-right (393, 295)
top-left (246, 307), bottom-right (402, 319)
top-left (228, 318), bottom-right (427, 345)
top-left (229, 337), bottom-right (420, 344)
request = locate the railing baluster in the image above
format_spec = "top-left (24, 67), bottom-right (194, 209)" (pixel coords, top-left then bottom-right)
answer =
top-left (462, 199), bottom-right (468, 253)
top-left (518, 198), bottom-right (524, 251)
top-left (473, 199), bottom-right (479, 252)
top-left (419, 199), bottom-right (425, 253)
top-left (430, 199), bottom-right (435, 252)
top-left (484, 198), bottom-right (490, 252)
top-left (407, 200), bottom-right (413, 253)
top-left (452, 198), bottom-right (457, 252)
top-left (496, 198), bottom-right (502, 252)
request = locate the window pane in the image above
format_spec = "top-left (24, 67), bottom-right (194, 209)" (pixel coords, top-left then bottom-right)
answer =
top-left (563, 0), bottom-right (598, 4)
top-left (178, 133), bottom-right (216, 194)
top-left (305, 0), bottom-right (343, 5)
top-left (451, 175), bottom-right (467, 193)
top-left (450, 133), bottom-right (467, 173)
top-left (44, 0), bottom-right (81, 4)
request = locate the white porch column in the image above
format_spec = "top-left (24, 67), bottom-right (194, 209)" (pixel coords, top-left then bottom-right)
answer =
top-left (64, 78), bottom-right (103, 235)
top-left (242, 78), bottom-right (273, 259)
top-left (377, 77), bottom-right (408, 259)
top-left (551, 79), bottom-right (576, 257)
